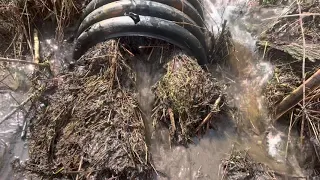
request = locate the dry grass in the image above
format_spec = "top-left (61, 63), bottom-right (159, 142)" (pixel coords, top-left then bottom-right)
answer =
top-left (0, 1), bottom-right (25, 57)
top-left (0, 0), bottom-right (85, 58)
top-left (25, 0), bottom-right (85, 41)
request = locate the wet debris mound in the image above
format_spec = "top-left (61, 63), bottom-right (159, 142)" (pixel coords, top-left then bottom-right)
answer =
top-left (221, 147), bottom-right (276, 180)
top-left (152, 55), bottom-right (227, 145)
top-left (262, 39), bottom-right (320, 178)
top-left (262, 42), bottom-right (320, 175)
top-left (259, 1), bottom-right (320, 62)
top-left (263, 64), bottom-right (320, 175)
top-left (26, 40), bottom-right (152, 179)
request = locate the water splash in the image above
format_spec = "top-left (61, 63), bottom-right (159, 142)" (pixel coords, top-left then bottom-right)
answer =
top-left (150, 0), bottom-right (295, 179)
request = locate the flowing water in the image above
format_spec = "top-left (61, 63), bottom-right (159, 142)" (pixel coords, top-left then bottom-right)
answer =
top-left (0, 30), bottom-right (73, 179)
top-left (0, 0), bottom-right (301, 179)
top-left (0, 68), bottom-right (31, 179)
top-left (148, 0), bottom-right (299, 179)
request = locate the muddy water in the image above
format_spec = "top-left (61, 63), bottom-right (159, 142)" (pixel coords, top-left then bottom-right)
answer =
top-left (0, 71), bottom-right (31, 179)
top-left (133, 54), bottom-right (167, 145)
top-left (147, 0), bottom-right (295, 179)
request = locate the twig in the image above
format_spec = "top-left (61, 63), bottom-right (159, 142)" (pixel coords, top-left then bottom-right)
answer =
top-left (0, 93), bottom-right (35, 125)
top-left (21, 1), bottom-right (34, 58)
top-left (263, 41), bottom-right (268, 59)
top-left (150, 161), bottom-right (160, 178)
top-left (297, 0), bottom-right (306, 145)
top-left (110, 41), bottom-right (118, 89)
top-left (34, 29), bottom-right (40, 63)
top-left (9, 92), bottom-right (27, 114)
top-left (196, 94), bottom-right (222, 132)
top-left (0, 74), bottom-right (11, 84)
top-left (262, 13), bottom-right (320, 20)
top-left (285, 111), bottom-right (294, 160)
top-left (21, 118), bottom-right (28, 139)
top-left (196, 112), bottom-right (214, 133)
top-left (0, 57), bottom-right (44, 66)
top-left (217, 20), bottom-right (227, 46)
top-left (0, 73), bottom-right (14, 91)
top-left (75, 156), bottom-right (83, 180)
top-left (274, 69), bottom-right (320, 121)
top-left (168, 108), bottom-right (176, 134)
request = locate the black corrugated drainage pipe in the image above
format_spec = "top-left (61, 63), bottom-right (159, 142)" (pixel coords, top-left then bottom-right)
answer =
top-left (73, 0), bottom-right (208, 65)
top-left (81, 0), bottom-right (205, 28)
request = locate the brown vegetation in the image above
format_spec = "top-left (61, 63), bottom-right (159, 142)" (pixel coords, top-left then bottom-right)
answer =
top-left (25, 40), bottom-right (152, 179)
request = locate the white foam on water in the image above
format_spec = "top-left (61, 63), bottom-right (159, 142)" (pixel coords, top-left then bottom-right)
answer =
top-left (267, 132), bottom-right (283, 158)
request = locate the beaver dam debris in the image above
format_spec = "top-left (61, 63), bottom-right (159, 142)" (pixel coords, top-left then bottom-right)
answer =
top-left (1, 0), bottom-right (320, 179)
top-left (263, 64), bottom-right (320, 176)
top-left (152, 55), bottom-right (227, 145)
top-left (1, 0), bottom-right (229, 178)
top-left (22, 36), bottom-right (228, 178)
top-left (264, 65), bottom-right (302, 113)
top-left (274, 69), bottom-right (320, 121)
top-left (217, 1), bottom-right (320, 178)
top-left (26, 41), bottom-right (152, 179)
top-left (259, 1), bottom-right (320, 177)
top-left (259, 1), bottom-right (320, 62)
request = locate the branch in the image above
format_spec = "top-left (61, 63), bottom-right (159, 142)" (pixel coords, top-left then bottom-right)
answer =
top-left (196, 94), bottom-right (222, 132)
top-left (274, 69), bottom-right (320, 121)
top-left (0, 57), bottom-right (44, 66)
top-left (168, 108), bottom-right (176, 134)
top-left (34, 29), bottom-right (40, 63)
top-left (262, 12), bottom-right (320, 21)
top-left (0, 93), bottom-right (36, 125)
